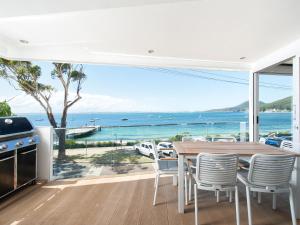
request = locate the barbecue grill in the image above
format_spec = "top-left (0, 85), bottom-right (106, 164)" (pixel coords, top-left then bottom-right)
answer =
top-left (0, 117), bottom-right (40, 198)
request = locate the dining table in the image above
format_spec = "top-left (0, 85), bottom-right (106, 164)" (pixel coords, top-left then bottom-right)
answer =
top-left (173, 141), bottom-right (299, 213)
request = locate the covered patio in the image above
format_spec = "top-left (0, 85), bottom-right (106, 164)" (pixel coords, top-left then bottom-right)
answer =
top-left (0, 0), bottom-right (300, 224)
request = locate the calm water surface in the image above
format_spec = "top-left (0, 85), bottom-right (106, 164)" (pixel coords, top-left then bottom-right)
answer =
top-left (20, 112), bottom-right (291, 141)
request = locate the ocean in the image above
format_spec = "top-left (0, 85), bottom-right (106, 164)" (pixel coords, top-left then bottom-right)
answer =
top-left (20, 112), bottom-right (292, 141)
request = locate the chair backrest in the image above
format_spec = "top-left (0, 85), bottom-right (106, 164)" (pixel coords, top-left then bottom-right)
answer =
top-left (259, 137), bottom-right (266, 144)
top-left (151, 141), bottom-right (178, 171)
top-left (182, 136), bottom-right (207, 142)
top-left (193, 136), bottom-right (207, 142)
top-left (151, 141), bottom-right (160, 161)
top-left (212, 137), bottom-right (237, 143)
top-left (195, 153), bottom-right (239, 187)
top-left (248, 154), bottom-right (295, 188)
top-left (182, 136), bottom-right (193, 142)
top-left (280, 140), bottom-right (293, 151)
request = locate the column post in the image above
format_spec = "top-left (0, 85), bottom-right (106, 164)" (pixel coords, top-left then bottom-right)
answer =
top-left (36, 126), bottom-right (54, 182)
top-left (249, 72), bottom-right (259, 142)
top-left (292, 56), bottom-right (300, 218)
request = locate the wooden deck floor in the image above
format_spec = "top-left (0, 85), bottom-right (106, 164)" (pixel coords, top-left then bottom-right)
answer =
top-left (0, 174), bottom-right (299, 225)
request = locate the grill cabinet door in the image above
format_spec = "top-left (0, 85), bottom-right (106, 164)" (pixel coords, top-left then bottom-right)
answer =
top-left (17, 146), bottom-right (37, 187)
top-left (0, 152), bottom-right (15, 197)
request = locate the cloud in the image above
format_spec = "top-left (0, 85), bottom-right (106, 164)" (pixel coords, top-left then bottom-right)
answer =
top-left (0, 91), bottom-right (148, 113)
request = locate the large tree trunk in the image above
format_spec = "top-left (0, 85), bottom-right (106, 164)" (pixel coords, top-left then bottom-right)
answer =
top-left (56, 128), bottom-right (66, 159)
top-left (46, 111), bottom-right (67, 159)
top-left (57, 108), bottom-right (68, 159)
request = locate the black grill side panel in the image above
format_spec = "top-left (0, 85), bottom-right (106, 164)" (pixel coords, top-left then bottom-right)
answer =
top-left (17, 145), bottom-right (37, 187)
top-left (0, 152), bottom-right (15, 197)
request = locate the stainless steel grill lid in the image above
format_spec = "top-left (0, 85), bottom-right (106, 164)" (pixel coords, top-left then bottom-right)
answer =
top-left (0, 117), bottom-right (35, 141)
top-left (0, 117), bottom-right (39, 151)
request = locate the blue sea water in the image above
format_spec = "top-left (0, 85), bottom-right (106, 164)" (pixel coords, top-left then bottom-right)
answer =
top-left (20, 112), bottom-right (292, 141)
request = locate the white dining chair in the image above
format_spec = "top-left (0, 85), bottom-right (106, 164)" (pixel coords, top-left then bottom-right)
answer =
top-left (280, 140), bottom-right (293, 151)
top-left (152, 142), bottom-right (189, 206)
top-left (237, 154), bottom-right (296, 225)
top-left (212, 136), bottom-right (237, 143)
top-left (181, 137), bottom-right (207, 203)
top-left (193, 153), bottom-right (240, 225)
top-left (210, 137), bottom-right (238, 202)
top-left (258, 137), bottom-right (266, 144)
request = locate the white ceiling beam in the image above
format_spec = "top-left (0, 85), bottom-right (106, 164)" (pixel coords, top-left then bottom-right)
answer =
top-left (252, 39), bottom-right (300, 73)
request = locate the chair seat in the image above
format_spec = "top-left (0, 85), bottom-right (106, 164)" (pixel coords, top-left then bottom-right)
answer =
top-left (237, 170), bottom-right (290, 192)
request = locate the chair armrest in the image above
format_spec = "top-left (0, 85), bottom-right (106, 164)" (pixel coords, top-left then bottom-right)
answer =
top-left (159, 148), bottom-right (175, 151)
top-left (160, 157), bottom-right (177, 161)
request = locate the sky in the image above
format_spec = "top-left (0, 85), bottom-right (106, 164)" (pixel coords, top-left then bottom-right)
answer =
top-left (0, 61), bottom-right (293, 113)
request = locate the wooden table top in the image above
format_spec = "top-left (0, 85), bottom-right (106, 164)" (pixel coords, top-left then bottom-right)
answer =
top-left (173, 141), bottom-right (299, 156)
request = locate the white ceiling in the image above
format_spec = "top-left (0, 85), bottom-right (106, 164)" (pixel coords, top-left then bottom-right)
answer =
top-left (0, 0), bottom-right (299, 70)
top-left (0, 0), bottom-right (198, 18)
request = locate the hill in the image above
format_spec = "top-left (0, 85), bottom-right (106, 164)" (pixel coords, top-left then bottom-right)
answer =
top-left (260, 96), bottom-right (292, 112)
top-left (207, 96), bottom-right (291, 112)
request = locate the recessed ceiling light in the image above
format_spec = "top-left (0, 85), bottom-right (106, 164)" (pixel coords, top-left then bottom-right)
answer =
top-left (240, 56), bottom-right (246, 60)
top-left (19, 39), bottom-right (29, 44)
top-left (148, 49), bottom-right (154, 54)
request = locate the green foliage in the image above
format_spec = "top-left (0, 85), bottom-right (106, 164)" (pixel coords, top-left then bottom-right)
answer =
top-left (0, 101), bottom-right (12, 117)
top-left (169, 134), bottom-right (184, 142)
top-left (260, 96), bottom-right (292, 112)
top-left (60, 140), bottom-right (138, 149)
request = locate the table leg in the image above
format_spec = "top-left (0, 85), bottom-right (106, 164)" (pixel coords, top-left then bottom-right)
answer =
top-left (178, 154), bottom-right (185, 213)
top-left (173, 175), bottom-right (178, 186)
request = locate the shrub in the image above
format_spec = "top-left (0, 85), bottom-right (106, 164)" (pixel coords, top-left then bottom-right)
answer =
top-left (169, 134), bottom-right (184, 142)
top-left (0, 101), bottom-right (12, 117)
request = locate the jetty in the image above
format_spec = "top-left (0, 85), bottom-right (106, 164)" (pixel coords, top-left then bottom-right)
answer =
top-left (66, 126), bottom-right (100, 139)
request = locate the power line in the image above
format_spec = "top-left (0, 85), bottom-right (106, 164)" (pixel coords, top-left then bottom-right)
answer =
top-left (188, 69), bottom-right (292, 88)
top-left (139, 67), bottom-right (291, 90)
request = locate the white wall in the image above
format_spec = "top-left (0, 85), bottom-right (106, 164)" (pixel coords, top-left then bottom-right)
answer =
top-left (36, 126), bottom-right (53, 182)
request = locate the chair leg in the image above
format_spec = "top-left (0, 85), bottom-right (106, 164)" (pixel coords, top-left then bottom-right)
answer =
top-left (235, 186), bottom-right (240, 225)
top-left (253, 191), bottom-right (256, 198)
top-left (185, 174), bottom-right (188, 205)
top-left (272, 193), bottom-right (276, 210)
top-left (229, 191), bottom-right (233, 203)
top-left (154, 175), bottom-right (157, 188)
top-left (153, 174), bottom-right (160, 206)
top-left (257, 192), bottom-right (261, 204)
top-left (216, 191), bottom-right (220, 203)
top-left (246, 186), bottom-right (253, 225)
top-left (289, 187), bottom-right (297, 225)
top-left (194, 184), bottom-right (198, 225)
top-left (189, 174), bottom-right (192, 201)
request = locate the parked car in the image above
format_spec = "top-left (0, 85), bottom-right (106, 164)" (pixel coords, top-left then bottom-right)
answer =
top-left (134, 142), bottom-right (156, 159)
top-left (157, 142), bottom-right (174, 155)
top-left (265, 136), bottom-right (292, 147)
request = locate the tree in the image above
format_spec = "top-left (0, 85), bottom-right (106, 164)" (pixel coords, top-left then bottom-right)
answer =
top-left (0, 101), bottom-right (12, 117)
top-left (0, 58), bottom-right (86, 158)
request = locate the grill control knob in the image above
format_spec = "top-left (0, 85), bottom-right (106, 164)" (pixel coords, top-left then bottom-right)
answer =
top-left (0, 144), bottom-right (8, 150)
top-left (28, 138), bottom-right (35, 144)
top-left (15, 141), bottom-right (24, 147)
